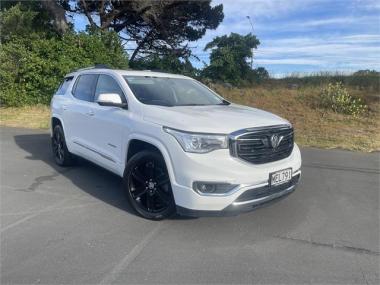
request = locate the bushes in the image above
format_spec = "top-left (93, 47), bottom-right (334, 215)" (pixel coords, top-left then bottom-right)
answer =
top-left (279, 71), bottom-right (380, 93)
top-left (0, 31), bottom-right (128, 106)
top-left (319, 82), bottom-right (367, 117)
top-left (0, 4), bottom-right (129, 106)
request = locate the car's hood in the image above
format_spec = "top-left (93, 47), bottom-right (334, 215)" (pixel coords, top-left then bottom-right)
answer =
top-left (143, 103), bottom-right (290, 133)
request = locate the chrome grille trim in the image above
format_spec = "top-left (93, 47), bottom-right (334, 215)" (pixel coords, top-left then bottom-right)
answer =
top-left (229, 124), bottom-right (294, 164)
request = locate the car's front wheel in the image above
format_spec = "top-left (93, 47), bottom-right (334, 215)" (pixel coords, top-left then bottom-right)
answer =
top-left (124, 151), bottom-right (175, 220)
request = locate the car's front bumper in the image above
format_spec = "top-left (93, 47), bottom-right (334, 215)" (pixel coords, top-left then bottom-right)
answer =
top-left (167, 139), bottom-right (301, 211)
top-left (176, 171), bottom-right (301, 217)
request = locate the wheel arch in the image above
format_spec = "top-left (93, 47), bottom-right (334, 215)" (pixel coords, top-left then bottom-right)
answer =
top-left (51, 117), bottom-right (62, 128)
top-left (51, 116), bottom-right (65, 136)
top-left (125, 135), bottom-right (176, 187)
top-left (127, 139), bottom-right (162, 161)
top-left (51, 115), bottom-right (73, 152)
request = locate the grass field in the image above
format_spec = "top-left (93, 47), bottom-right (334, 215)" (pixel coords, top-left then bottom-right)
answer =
top-left (0, 105), bottom-right (50, 129)
top-left (216, 85), bottom-right (380, 152)
top-left (1, 85), bottom-right (379, 152)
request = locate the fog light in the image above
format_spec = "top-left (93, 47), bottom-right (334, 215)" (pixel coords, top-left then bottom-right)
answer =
top-left (193, 182), bottom-right (238, 195)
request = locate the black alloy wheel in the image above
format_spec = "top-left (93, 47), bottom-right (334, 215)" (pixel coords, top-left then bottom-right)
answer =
top-left (124, 151), bottom-right (175, 220)
top-left (51, 125), bottom-right (74, 166)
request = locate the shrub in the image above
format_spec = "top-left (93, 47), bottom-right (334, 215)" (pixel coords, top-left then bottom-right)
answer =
top-left (279, 71), bottom-right (380, 93)
top-left (0, 31), bottom-right (128, 106)
top-left (319, 82), bottom-right (367, 117)
top-left (0, 4), bottom-right (129, 107)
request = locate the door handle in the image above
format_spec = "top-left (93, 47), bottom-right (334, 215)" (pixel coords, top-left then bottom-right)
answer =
top-left (62, 105), bottom-right (68, 111)
top-left (86, 111), bottom-right (94, 116)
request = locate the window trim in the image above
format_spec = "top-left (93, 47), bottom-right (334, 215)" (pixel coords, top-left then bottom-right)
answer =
top-left (71, 73), bottom-right (128, 106)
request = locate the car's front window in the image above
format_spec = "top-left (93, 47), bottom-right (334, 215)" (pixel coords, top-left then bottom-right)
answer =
top-left (123, 76), bottom-right (227, 107)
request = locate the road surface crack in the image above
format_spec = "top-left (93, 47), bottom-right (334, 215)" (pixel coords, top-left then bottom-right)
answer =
top-left (303, 163), bottom-right (380, 174)
top-left (276, 235), bottom-right (379, 256)
top-left (16, 168), bottom-right (73, 192)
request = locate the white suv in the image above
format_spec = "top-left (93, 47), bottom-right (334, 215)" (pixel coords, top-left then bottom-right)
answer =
top-left (51, 66), bottom-right (302, 219)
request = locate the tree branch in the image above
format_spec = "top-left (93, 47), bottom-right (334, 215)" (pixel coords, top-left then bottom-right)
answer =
top-left (80, 0), bottom-right (97, 28)
top-left (130, 30), bottom-right (154, 62)
top-left (41, 0), bottom-right (69, 34)
top-left (99, 0), bottom-right (106, 26)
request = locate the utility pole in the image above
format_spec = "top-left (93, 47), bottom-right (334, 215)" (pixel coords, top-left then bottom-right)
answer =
top-left (246, 16), bottom-right (254, 69)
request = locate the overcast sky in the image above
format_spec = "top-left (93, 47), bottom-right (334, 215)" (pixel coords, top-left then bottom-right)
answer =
top-left (73, 0), bottom-right (380, 77)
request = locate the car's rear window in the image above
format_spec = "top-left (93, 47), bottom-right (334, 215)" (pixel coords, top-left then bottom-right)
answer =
top-left (56, 76), bottom-right (74, 95)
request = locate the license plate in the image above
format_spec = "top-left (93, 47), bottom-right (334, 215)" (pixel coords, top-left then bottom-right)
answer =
top-left (270, 168), bottom-right (292, 186)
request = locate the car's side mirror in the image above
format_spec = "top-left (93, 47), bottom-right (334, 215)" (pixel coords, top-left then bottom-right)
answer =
top-left (96, 93), bottom-right (128, 109)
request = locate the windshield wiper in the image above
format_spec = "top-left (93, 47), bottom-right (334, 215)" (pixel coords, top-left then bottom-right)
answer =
top-left (175, 101), bottom-right (230, 107)
top-left (176, 103), bottom-right (206, 106)
top-left (218, 100), bottom-right (230, 105)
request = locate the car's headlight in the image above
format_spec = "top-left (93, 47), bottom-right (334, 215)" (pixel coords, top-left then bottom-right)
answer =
top-left (163, 127), bottom-right (228, 153)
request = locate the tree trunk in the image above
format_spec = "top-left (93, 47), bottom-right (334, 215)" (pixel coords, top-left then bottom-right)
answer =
top-left (41, 0), bottom-right (69, 34)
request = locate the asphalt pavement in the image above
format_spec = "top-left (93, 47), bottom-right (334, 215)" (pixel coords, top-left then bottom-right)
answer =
top-left (1, 127), bottom-right (379, 284)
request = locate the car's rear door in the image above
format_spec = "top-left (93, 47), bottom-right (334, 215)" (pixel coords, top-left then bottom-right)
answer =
top-left (63, 74), bottom-right (99, 158)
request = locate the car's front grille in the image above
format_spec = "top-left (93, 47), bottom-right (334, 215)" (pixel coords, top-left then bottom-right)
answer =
top-left (229, 125), bottom-right (294, 164)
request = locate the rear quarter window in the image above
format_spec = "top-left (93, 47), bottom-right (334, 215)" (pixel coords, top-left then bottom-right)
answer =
top-left (72, 74), bottom-right (98, 102)
top-left (55, 76), bottom-right (74, 95)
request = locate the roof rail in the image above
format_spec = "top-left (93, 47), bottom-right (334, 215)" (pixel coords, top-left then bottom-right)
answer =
top-left (73, 64), bottom-right (112, 73)
top-left (74, 66), bottom-right (95, 72)
top-left (150, 69), bottom-right (172, 74)
top-left (94, 64), bottom-right (112, 69)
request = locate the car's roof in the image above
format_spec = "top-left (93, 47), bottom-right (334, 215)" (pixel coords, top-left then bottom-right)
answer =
top-left (67, 68), bottom-right (191, 79)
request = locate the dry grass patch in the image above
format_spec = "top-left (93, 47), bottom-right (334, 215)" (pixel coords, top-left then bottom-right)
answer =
top-left (0, 105), bottom-right (50, 129)
top-left (0, 86), bottom-right (379, 152)
top-left (217, 85), bottom-right (380, 152)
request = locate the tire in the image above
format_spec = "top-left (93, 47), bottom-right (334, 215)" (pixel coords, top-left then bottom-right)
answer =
top-left (124, 151), bottom-right (175, 220)
top-left (51, 125), bottom-right (75, 166)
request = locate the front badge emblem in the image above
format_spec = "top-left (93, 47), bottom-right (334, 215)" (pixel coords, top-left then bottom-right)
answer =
top-left (270, 134), bottom-right (284, 149)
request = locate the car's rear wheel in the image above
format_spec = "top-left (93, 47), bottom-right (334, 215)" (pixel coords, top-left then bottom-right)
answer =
top-left (52, 125), bottom-right (75, 166)
top-left (124, 151), bottom-right (175, 220)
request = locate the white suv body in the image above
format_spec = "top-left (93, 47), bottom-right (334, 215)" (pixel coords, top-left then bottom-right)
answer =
top-left (51, 67), bottom-right (301, 219)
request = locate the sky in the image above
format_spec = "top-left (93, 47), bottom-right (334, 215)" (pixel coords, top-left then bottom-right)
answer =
top-left (73, 0), bottom-right (380, 77)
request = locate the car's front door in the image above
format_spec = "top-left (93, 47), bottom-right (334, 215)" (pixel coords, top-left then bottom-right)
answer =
top-left (88, 74), bottom-right (130, 173)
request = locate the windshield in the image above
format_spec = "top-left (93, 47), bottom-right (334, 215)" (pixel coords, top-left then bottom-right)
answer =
top-left (124, 76), bottom-right (228, 107)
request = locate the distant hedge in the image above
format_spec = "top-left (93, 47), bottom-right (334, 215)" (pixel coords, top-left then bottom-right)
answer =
top-left (0, 31), bottom-right (128, 106)
top-left (276, 71), bottom-right (380, 93)
top-left (0, 4), bottom-right (129, 106)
